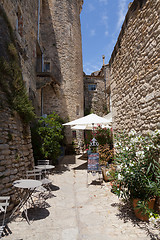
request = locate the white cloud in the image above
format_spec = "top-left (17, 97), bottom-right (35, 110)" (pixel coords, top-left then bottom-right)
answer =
top-left (83, 62), bottom-right (102, 75)
top-left (101, 14), bottom-right (109, 37)
top-left (90, 29), bottom-right (96, 36)
top-left (117, 0), bottom-right (128, 30)
top-left (105, 31), bottom-right (108, 36)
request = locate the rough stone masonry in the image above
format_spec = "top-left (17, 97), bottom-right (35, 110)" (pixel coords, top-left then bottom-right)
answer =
top-left (110, 0), bottom-right (160, 134)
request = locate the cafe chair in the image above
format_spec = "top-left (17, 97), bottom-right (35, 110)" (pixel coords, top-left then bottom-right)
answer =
top-left (0, 196), bottom-right (10, 238)
top-left (26, 169), bottom-right (52, 193)
top-left (26, 169), bottom-right (47, 204)
top-left (37, 159), bottom-right (50, 165)
top-left (37, 159), bottom-right (54, 178)
top-left (26, 169), bottom-right (43, 181)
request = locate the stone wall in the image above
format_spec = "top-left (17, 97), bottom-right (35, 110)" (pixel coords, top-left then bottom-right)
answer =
top-left (0, 109), bottom-right (34, 210)
top-left (110, 0), bottom-right (160, 133)
top-left (0, 0), bottom-right (40, 112)
top-left (0, 1), bottom-right (37, 206)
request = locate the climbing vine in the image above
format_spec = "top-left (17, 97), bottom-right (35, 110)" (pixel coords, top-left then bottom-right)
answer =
top-left (0, 7), bottom-right (35, 124)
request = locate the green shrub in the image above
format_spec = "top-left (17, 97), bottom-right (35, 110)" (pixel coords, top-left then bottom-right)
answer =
top-left (113, 129), bottom-right (160, 200)
top-left (31, 113), bottom-right (64, 164)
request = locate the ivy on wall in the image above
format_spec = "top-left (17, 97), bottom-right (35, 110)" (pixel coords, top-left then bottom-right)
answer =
top-left (0, 7), bottom-right (35, 124)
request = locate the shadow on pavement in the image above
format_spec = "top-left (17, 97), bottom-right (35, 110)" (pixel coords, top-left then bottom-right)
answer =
top-left (50, 184), bottom-right (60, 191)
top-left (111, 201), bottom-right (159, 240)
top-left (22, 207), bottom-right (50, 221)
top-left (73, 161), bottom-right (87, 170)
top-left (55, 155), bottom-right (76, 174)
top-left (89, 179), bottom-right (103, 186)
top-left (78, 153), bottom-right (88, 160)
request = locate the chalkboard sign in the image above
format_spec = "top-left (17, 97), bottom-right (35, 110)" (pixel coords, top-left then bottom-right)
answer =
top-left (88, 153), bottom-right (99, 171)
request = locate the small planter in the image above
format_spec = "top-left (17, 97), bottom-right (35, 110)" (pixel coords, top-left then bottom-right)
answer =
top-left (101, 167), bottom-right (109, 182)
top-left (133, 198), bottom-right (155, 221)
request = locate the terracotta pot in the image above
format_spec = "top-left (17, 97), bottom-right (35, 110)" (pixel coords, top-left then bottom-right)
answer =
top-left (133, 198), bottom-right (155, 221)
top-left (101, 167), bottom-right (109, 182)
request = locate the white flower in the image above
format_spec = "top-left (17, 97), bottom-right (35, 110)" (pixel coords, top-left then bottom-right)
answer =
top-left (116, 165), bottom-right (121, 171)
top-left (130, 137), bottom-right (139, 144)
top-left (106, 171), bottom-right (110, 176)
top-left (149, 216), bottom-right (157, 225)
top-left (128, 129), bottom-right (136, 136)
top-left (129, 162), bottom-right (134, 167)
top-left (156, 129), bottom-right (160, 134)
top-left (114, 142), bottom-right (121, 148)
top-left (136, 151), bottom-right (145, 159)
top-left (118, 173), bottom-right (123, 181)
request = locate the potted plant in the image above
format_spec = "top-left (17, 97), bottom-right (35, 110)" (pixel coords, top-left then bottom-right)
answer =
top-left (113, 129), bottom-right (160, 221)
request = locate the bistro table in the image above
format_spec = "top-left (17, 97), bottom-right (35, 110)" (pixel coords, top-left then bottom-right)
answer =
top-left (10, 179), bottom-right (42, 224)
top-left (35, 165), bottom-right (55, 177)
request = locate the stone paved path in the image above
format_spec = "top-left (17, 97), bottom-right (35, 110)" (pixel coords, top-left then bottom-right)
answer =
top-left (4, 155), bottom-right (159, 240)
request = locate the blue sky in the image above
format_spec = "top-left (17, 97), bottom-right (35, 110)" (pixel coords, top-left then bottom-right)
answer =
top-left (80, 0), bottom-right (132, 74)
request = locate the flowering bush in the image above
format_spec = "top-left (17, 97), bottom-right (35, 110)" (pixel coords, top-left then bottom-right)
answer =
top-left (84, 126), bottom-right (114, 164)
top-left (113, 129), bottom-right (160, 200)
top-left (94, 126), bottom-right (113, 147)
top-left (149, 213), bottom-right (160, 234)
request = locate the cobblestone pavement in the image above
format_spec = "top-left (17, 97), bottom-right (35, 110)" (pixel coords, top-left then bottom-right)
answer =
top-left (3, 155), bottom-right (159, 240)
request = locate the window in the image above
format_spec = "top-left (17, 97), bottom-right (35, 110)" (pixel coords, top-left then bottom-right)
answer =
top-left (76, 105), bottom-right (79, 115)
top-left (44, 62), bottom-right (50, 72)
top-left (88, 84), bottom-right (96, 91)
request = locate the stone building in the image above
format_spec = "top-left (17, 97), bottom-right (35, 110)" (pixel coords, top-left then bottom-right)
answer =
top-left (0, 0), bottom-right (84, 206)
top-left (84, 63), bottom-right (111, 117)
top-left (109, 0), bottom-right (160, 134)
top-left (38, 0), bottom-right (84, 144)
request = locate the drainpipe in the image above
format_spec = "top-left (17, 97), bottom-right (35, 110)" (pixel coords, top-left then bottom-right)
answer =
top-left (41, 87), bottom-right (43, 116)
top-left (37, 0), bottom-right (40, 42)
top-left (102, 55), bottom-right (107, 109)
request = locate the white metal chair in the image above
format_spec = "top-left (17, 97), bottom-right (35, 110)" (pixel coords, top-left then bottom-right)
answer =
top-left (0, 196), bottom-right (10, 238)
top-left (26, 169), bottom-right (47, 206)
top-left (26, 169), bottom-right (52, 193)
top-left (37, 159), bottom-right (50, 165)
top-left (37, 159), bottom-right (53, 180)
top-left (26, 169), bottom-right (43, 180)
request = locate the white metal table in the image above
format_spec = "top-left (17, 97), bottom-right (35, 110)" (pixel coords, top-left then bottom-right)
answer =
top-left (35, 165), bottom-right (55, 177)
top-left (11, 179), bottom-right (42, 224)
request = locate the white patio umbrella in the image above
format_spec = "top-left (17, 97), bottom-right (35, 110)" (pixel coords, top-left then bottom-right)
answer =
top-left (63, 113), bottom-right (111, 128)
top-left (71, 123), bottom-right (111, 130)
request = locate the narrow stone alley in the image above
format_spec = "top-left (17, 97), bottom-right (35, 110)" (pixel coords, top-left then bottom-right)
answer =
top-left (4, 155), bottom-right (159, 240)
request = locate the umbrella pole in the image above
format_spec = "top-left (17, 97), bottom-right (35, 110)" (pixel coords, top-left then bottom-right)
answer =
top-left (92, 123), bottom-right (94, 136)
